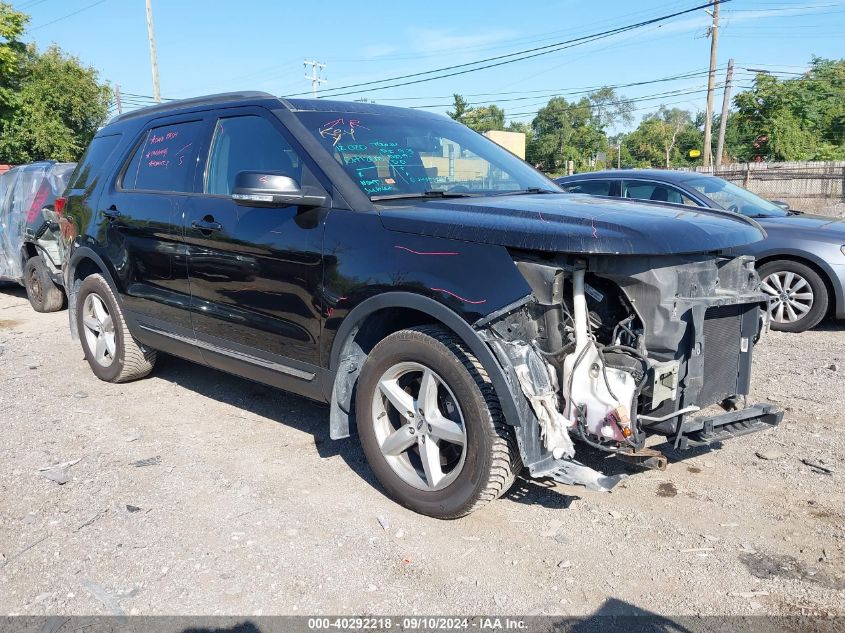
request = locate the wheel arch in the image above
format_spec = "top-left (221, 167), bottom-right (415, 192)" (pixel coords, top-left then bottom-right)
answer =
top-left (326, 292), bottom-right (526, 440)
top-left (65, 247), bottom-right (124, 341)
top-left (756, 252), bottom-right (840, 318)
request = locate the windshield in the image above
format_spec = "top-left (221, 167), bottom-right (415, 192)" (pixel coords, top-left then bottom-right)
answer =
top-left (683, 176), bottom-right (788, 218)
top-left (293, 110), bottom-right (557, 199)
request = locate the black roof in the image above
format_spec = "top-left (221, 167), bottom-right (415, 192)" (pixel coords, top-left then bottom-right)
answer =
top-left (555, 169), bottom-right (707, 184)
top-left (108, 92), bottom-right (448, 126)
top-left (108, 91), bottom-right (276, 124)
top-left (282, 97), bottom-right (446, 119)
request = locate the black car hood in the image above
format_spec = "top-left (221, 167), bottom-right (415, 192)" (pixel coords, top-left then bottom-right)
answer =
top-left (378, 193), bottom-right (765, 255)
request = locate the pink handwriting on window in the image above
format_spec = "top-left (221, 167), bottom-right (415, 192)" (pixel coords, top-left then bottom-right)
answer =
top-left (149, 130), bottom-right (178, 144)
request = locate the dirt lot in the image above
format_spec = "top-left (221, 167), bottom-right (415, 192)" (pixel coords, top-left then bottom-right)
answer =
top-left (1, 284), bottom-right (843, 618)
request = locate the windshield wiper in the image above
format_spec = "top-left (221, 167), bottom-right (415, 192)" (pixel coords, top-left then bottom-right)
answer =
top-left (370, 190), bottom-right (478, 201)
top-left (489, 188), bottom-right (561, 196)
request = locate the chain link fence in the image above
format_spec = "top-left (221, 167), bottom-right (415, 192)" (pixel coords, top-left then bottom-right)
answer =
top-left (692, 161), bottom-right (845, 217)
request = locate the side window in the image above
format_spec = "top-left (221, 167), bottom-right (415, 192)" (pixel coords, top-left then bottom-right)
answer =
top-left (678, 191), bottom-right (702, 207)
top-left (624, 181), bottom-right (671, 203)
top-left (564, 179), bottom-right (620, 197)
top-left (122, 121), bottom-right (204, 193)
top-left (624, 181), bottom-right (700, 205)
top-left (558, 181), bottom-right (585, 193)
top-left (205, 115), bottom-right (304, 195)
top-left (68, 134), bottom-right (122, 191)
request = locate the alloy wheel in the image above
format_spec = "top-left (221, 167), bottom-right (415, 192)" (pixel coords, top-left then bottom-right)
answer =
top-left (371, 361), bottom-right (467, 492)
top-left (81, 293), bottom-right (117, 367)
top-left (761, 270), bottom-right (814, 324)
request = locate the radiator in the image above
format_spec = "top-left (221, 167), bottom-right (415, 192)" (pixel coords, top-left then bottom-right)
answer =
top-left (699, 304), bottom-right (743, 406)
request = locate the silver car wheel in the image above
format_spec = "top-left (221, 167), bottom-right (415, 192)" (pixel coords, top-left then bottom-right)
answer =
top-left (371, 361), bottom-right (467, 492)
top-left (761, 270), bottom-right (814, 324)
top-left (82, 293), bottom-right (117, 367)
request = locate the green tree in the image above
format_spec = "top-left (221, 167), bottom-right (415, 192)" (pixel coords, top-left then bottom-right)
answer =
top-left (0, 45), bottom-right (112, 163)
top-left (728, 57), bottom-right (845, 161)
top-left (447, 94), bottom-right (505, 133)
top-left (588, 86), bottom-right (634, 131)
top-left (447, 93), bottom-right (470, 122)
top-left (524, 88), bottom-right (631, 173)
top-left (462, 104), bottom-right (505, 133)
top-left (0, 1), bottom-right (28, 117)
top-left (624, 107), bottom-right (701, 168)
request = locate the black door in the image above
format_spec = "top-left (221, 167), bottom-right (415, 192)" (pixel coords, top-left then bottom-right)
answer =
top-left (96, 115), bottom-right (210, 350)
top-left (183, 108), bottom-right (330, 394)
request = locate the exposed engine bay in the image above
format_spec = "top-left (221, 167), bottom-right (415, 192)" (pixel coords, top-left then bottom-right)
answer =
top-left (478, 252), bottom-right (782, 491)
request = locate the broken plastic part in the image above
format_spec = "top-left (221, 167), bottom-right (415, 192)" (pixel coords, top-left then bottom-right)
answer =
top-left (536, 460), bottom-right (627, 492)
top-left (512, 343), bottom-right (575, 459)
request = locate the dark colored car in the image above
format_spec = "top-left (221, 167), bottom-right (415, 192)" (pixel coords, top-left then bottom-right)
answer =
top-left (0, 161), bottom-right (76, 311)
top-left (60, 93), bottom-right (781, 518)
top-left (555, 169), bottom-right (845, 333)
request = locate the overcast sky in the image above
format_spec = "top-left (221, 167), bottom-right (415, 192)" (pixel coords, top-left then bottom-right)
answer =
top-left (17, 0), bottom-right (845, 130)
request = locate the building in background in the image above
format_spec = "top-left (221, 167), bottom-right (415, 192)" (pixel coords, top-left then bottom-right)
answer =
top-left (484, 130), bottom-right (525, 160)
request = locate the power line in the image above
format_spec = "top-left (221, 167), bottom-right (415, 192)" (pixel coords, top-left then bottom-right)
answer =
top-left (287, 0), bottom-right (733, 98)
top-left (17, 0), bottom-right (52, 10)
top-left (508, 96), bottom-right (711, 121)
top-left (371, 68), bottom-right (720, 103)
top-left (504, 84), bottom-right (728, 119)
top-left (405, 70), bottom-right (724, 109)
top-left (329, 2), bottom-right (715, 64)
top-left (29, 0), bottom-right (109, 30)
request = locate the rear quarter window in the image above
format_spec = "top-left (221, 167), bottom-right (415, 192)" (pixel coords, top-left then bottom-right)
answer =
top-left (68, 134), bottom-right (122, 191)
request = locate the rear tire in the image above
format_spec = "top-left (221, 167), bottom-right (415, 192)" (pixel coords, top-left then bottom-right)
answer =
top-left (24, 256), bottom-right (64, 313)
top-left (758, 260), bottom-right (828, 333)
top-left (75, 273), bottom-right (156, 382)
top-left (356, 325), bottom-right (520, 519)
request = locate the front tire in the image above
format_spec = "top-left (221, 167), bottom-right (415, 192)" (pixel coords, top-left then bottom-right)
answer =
top-left (75, 274), bottom-right (157, 382)
top-left (356, 325), bottom-right (520, 519)
top-left (758, 260), bottom-right (828, 333)
top-left (24, 256), bottom-right (64, 313)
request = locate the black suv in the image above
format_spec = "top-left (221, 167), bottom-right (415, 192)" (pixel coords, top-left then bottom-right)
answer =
top-left (60, 92), bottom-right (781, 518)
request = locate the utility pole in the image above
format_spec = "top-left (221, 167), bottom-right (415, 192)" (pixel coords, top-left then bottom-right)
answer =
top-left (145, 0), bottom-right (161, 103)
top-left (715, 58), bottom-right (734, 169)
top-left (114, 84), bottom-right (123, 114)
top-left (702, 0), bottom-right (720, 168)
top-left (303, 60), bottom-right (327, 97)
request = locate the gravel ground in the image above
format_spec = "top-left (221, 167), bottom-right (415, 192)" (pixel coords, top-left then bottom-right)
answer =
top-left (0, 285), bottom-right (843, 618)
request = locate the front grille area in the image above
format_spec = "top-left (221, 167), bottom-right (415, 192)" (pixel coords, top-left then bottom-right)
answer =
top-left (699, 304), bottom-right (742, 406)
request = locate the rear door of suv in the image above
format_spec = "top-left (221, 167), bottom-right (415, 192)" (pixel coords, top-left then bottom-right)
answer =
top-left (95, 114), bottom-right (212, 356)
top-left (181, 106), bottom-right (332, 395)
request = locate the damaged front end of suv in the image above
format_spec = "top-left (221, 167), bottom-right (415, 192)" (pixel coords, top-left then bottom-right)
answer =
top-left (479, 249), bottom-right (781, 490)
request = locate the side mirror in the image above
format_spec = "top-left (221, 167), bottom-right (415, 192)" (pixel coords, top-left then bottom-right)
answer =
top-left (771, 200), bottom-right (790, 211)
top-left (232, 171), bottom-right (328, 208)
